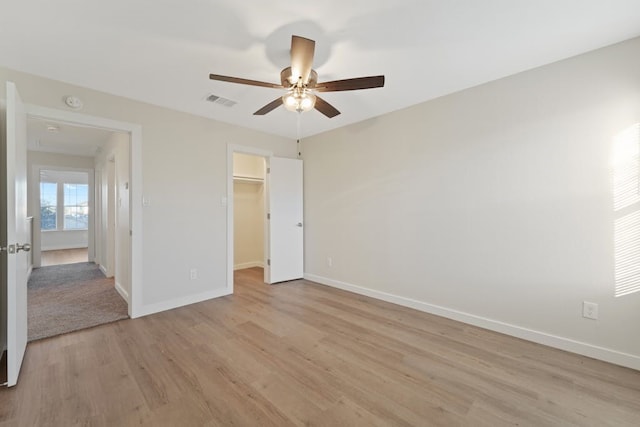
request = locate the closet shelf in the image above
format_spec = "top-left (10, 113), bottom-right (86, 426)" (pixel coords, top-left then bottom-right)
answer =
top-left (233, 175), bottom-right (264, 184)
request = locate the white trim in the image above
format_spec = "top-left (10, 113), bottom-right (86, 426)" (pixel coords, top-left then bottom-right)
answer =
top-left (25, 104), bottom-right (143, 319)
top-left (227, 144), bottom-right (273, 293)
top-left (40, 229), bottom-right (89, 233)
top-left (137, 288), bottom-right (232, 318)
top-left (115, 281), bottom-right (129, 303)
top-left (234, 261), bottom-right (265, 270)
top-left (99, 264), bottom-right (108, 276)
top-left (41, 244), bottom-right (88, 251)
top-left (304, 273), bottom-right (640, 371)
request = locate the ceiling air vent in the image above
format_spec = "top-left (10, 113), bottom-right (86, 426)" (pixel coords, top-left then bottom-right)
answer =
top-left (205, 94), bottom-right (237, 108)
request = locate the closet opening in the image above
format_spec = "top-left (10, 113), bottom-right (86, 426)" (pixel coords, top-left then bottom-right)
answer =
top-left (232, 153), bottom-right (268, 290)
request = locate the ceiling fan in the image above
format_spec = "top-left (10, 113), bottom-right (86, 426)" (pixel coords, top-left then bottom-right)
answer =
top-left (209, 35), bottom-right (385, 118)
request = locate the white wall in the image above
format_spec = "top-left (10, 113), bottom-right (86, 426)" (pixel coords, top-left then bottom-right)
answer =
top-left (0, 66), bottom-right (296, 316)
top-left (303, 37), bottom-right (640, 369)
top-left (28, 151), bottom-right (94, 170)
top-left (233, 182), bottom-right (265, 269)
top-left (40, 230), bottom-right (87, 251)
top-left (95, 132), bottom-right (130, 300)
top-left (27, 151), bottom-right (93, 169)
top-left (234, 152), bottom-right (265, 179)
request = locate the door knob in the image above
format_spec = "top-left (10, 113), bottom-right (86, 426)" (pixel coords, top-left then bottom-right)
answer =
top-left (296, 222), bottom-right (303, 227)
top-left (16, 243), bottom-right (31, 252)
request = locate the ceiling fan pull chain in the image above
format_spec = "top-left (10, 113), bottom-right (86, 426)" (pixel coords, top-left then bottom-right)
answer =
top-left (297, 112), bottom-right (303, 158)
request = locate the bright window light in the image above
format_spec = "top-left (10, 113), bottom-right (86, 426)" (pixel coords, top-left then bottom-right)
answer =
top-left (613, 123), bottom-right (640, 297)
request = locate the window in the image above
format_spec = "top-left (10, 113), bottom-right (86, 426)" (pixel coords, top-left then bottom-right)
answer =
top-left (40, 182), bottom-right (57, 231)
top-left (39, 170), bottom-right (90, 231)
top-left (64, 183), bottom-right (89, 230)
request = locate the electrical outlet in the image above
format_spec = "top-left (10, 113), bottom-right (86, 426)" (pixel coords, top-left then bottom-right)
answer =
top-left (190, 268), bottom-right (198, 280)
top-left (583, 301), bottom-right (598, 320)
top-left (327, 257), bottom-right (333, 267)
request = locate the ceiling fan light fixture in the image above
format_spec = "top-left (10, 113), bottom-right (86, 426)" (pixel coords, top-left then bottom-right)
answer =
top-left (282, 88), bottom-right (316, 113)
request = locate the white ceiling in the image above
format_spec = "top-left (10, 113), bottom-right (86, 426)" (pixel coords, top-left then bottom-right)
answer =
top-left (3, 1), bottom-right (640, 139)
top-left (27, 116), bottom-right (114, 157)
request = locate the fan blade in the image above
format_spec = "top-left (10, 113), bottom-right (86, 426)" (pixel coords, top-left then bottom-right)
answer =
top-left (316, 75), bottom-right (385, 92)
top-left (314, 96), bottom-right (340, 118)
top-left (254, 98), bottom-right (283, 115)
top-left (209, 74), bottom-right (282, 89)
top-left (290, 36), bottom-right (315, 85)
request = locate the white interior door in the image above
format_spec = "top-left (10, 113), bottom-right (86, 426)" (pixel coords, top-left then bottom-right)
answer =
top-left (268, 157), bottom-right (303, 283)
top-left (3, 82), bottom-right (29, 386)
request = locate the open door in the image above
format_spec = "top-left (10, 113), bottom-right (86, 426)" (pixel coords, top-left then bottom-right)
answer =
top-left (268, 157), bottom-right (303, 283)
top-left (2, 82), bottom-right (30, 386)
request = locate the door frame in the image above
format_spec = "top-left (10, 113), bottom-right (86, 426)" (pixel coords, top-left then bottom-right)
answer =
top-left (24, 104), bottom-right (143, 318)
top-left (227, 144), bottom-right (272, 292)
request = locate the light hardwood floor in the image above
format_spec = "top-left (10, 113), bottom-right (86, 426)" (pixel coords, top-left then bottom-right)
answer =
top-left (1, 267), bottom-right (639, 426)
top-left (40, 248), bottom-right (88, 266)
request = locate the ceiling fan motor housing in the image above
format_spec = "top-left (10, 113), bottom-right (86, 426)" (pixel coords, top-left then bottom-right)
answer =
top-left (281, 67), bottom-right (318, 88)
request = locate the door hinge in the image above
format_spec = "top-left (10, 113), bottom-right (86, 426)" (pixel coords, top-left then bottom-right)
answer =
top-left (267, 213), bottom-right (270, 220)
top-left (267, 167), bottom-right (270, 174)
top-left (267, 259), bottom-right (270, 266)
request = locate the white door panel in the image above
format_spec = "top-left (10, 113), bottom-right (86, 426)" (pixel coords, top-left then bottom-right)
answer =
top-left (268, 157), bottom-right (303, 283)
top-left (4, 82), bottom-right (29, 386)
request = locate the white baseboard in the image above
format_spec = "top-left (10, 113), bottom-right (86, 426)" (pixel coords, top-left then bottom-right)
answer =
top-left (304, 273), bottom-right (640, 371)
top-left (98, 264), bottom-right (108, 276)
top-left (115, 281), bottom-right (129, 304)
top-left (134, 287), bottom-right (232, 319)
top-left (234, 261), bottom-right (264, 270)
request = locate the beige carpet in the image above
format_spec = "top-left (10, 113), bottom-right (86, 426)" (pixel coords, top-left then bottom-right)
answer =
top-left (28, 262), bottom-right (129, 341)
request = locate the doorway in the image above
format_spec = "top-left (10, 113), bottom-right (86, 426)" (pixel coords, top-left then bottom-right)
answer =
top-left (227, 145), bottom-right (271, 292)
top-left (232, 152), bottom-right (267, 289)
top-left (26, 119), bottom-right (130, 341)
top-left (24, 103), bottom-right (142, 317)
top-left (226, 144), bottom-right (304, 293)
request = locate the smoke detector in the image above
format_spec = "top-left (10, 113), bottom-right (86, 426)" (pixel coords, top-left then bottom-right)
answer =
top-left (64, 96), bottom-right (83, 109)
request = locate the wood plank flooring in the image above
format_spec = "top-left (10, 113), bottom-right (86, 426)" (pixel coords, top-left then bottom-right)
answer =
top-left (40, 248), bottom-right (88, 266)
top-left (1, 267), bottom-right (639, 426)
